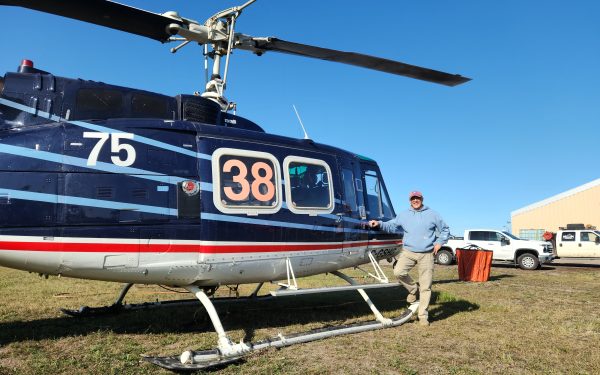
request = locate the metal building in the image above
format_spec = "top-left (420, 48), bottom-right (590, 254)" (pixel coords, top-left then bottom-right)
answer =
top-left (511, 178), bottom-right (600, 240)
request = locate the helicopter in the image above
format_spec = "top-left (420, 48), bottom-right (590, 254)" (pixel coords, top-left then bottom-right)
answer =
top-left (0, 0), bottom-right (470, 371)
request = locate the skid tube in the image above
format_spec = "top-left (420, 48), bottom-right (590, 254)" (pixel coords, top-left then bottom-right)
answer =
top-left (143, 304), bottom-right (418, 371)
top-left (143, 270), bottom-right (419, 372)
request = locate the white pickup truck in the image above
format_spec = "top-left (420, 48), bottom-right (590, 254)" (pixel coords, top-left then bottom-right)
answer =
top-left (436, 229), bottom-right (554, 270)
top-left (550, 229), bottom-right (600, 258)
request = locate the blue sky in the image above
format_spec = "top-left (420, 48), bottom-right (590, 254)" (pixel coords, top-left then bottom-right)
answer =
top-left (1, 1), bottom-right (599, 235)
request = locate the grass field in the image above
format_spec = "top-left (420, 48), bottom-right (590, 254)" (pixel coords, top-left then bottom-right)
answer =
top-left (1, 262), bottom-right (599, 374)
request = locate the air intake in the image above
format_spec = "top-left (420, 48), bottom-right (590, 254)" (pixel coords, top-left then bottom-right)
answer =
top-left (176, 95), bottom-right (220, 125)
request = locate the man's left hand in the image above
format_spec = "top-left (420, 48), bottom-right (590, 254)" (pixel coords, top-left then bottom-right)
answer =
top-left (433, 244), bottom-right (441, 255)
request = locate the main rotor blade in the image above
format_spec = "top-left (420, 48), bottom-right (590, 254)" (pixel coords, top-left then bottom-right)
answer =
top-left (0, 0), bottom-right (182, 42)
top-left (247, 38), bottom-right (470, 86)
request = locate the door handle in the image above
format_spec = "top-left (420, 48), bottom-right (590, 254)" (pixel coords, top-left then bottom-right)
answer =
top-left (578, 243), bottom-right (581, 247)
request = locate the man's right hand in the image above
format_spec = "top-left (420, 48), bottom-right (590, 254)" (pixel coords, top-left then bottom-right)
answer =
top-left (368, 220), bottom-right (379, 229)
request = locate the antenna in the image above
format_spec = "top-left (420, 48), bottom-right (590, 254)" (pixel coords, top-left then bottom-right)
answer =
top-left (204, 44), bottom-right (209, 85)
top-left (292, 105), bottom-right (310, 140)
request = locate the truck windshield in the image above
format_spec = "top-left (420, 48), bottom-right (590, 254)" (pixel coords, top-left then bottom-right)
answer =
top-left (502, 231), bottom-right (521, 240)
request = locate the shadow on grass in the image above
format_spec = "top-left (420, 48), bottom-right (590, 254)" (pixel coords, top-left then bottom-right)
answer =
top-left (487, 274), bottom-right (515, 281)
top-left (0, 285), bottom-right (484, 347)
top-left (429, 291), bottom-right (479, 322)
top-left (0, 286), bottom-right (438, 346)
top-left (435, 273), bottom-right (514, 284)
top-left (489, 262), bottom-right (600, 271)
top-left (546, 262), bottom-right (600, 269)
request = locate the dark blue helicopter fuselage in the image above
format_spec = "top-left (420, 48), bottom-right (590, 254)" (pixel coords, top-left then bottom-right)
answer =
top-left (0, 65), bottom-right (401, 286)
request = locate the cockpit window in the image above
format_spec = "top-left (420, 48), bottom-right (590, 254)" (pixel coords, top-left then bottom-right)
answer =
top-left (362, 167), bottom-right (394, 219)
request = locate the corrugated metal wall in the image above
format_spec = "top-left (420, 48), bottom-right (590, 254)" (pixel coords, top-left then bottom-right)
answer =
top-left (512, 183), bottom-right (600, 234)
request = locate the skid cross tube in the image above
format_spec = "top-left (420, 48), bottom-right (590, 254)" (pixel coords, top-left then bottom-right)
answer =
top-left (60, 282), bottom-right (134, 316)
top-left (367, 251), bottom-right (390, 283)
top-left (331, 270), bottom-right (392, 326)
top-left (183, 286), bottom-right (250, 361)
top-left (354, 251), bottom-right (392, 283)
top-left (114, 283), bottom-right (134, 304)
top-left (277, 257), bottom-right (298, 290)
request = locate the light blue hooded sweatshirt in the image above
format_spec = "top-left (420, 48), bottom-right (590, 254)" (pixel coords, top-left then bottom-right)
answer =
top-left (378, 205), bottom-right (449, 253)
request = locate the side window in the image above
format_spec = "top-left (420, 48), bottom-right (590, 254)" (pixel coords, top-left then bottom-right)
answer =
top-left (132, 93), bottom-right (169, 119)
top-left (561, 232), bottom-right (575, 241)
top-left (489, 232), bottom-right (503, 242)
top-left (363, 168), bottom-right (394, 219)
top-left (75, 88), bottom-right (123, 119)
top-left (341, 168), bottom-right (358, 213)
top-left (580, 232), bottom-right (591, 242)
top-left (284, 156), bottom-right (334, 215)
top-left (469, 231), bottom-right (485, 241)
top-left (211, 148), bottom-right (282, 215)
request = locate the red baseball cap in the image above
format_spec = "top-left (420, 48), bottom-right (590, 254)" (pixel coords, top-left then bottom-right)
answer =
top-left (409, 191), bottom-right (423, 199)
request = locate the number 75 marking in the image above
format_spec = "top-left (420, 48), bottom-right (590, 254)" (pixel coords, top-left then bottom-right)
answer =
top-left (83, 132), bottom-right (137, 167)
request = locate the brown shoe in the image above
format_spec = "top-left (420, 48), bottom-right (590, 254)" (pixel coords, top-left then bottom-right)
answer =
top-left (419, 319), bottom-right (430, 327)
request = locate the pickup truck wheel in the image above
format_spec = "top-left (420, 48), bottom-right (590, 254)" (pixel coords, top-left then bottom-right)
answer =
top-left (436, 250), bottom-right (453, 265)
top-left (517, 253), bottom-right (539, 270)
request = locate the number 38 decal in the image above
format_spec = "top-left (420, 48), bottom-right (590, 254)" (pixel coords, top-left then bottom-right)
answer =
top-left (222, 159), bottom-right (275, 202)
top-left (212, 148), bottom-right (282, 215)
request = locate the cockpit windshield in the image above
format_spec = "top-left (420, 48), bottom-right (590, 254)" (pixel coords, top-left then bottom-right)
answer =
top-left (361, 164), bottom-right (395, 220)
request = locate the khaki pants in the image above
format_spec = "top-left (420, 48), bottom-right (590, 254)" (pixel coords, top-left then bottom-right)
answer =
top-left (393, 249), bottom-right (434, 321)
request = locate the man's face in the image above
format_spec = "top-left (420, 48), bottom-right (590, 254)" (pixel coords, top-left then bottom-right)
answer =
top-left (410, 196), bottom-right (423, 210)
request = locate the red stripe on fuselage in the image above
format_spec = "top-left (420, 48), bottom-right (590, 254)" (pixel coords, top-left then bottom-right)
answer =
top-left (0, 240), bottom-right (401, 254)
top-left (0, 241), bottom-right (141, 252)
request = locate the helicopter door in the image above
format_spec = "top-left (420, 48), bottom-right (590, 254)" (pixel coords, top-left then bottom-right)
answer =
top-left (339, 159), bottom-right (367, 256)
top-left (360, 163), bottom-right (397, 254)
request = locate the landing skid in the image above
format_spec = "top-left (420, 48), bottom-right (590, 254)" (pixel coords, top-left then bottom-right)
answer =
top-left (61, 283), bottom-right (134, 317)
top-left (143, 269), bottom-right (417, 372)
top-left (143, 352), bottom-right (244, 372)
top-left (143, 305), bottom-right (417, 371)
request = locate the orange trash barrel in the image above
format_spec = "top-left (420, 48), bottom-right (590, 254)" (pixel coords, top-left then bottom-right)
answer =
top-left (456, 246), bottom-right (493, 282)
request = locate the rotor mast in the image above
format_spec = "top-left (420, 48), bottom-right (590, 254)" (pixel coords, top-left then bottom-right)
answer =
top-left (166, 0), bottom-right (256, 111)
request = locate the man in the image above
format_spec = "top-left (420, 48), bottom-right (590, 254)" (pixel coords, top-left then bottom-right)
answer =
top-left (368, 191), bottom-right (449, 326)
